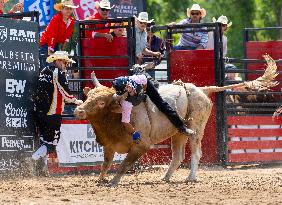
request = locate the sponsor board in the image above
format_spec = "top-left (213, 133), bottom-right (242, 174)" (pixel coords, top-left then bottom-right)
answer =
top-left (0, 135), bottom-right (34, 152)
top-left (111, 0), bottom-right (141, 17)
top-left (0, 18), bottom-right (39, 174)
top-left (57, 123), bottom-right (126, 166)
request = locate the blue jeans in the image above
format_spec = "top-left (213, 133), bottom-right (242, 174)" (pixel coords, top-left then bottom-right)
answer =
top-left (173, 45), bottom-right (196, 50)
top-left (40, 44), bottom-right (59, 70)
top-left (147, 70), bottom-right (155, 79)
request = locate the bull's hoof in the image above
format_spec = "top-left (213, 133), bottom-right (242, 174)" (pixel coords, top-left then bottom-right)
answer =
top-left (185, 176), bottom-right (198, 183)
top-left (161, 176), bottom-right (170, 182)
top-left (96, 178), bottom-right (109, 184)
top-left (106, 179), bottom-right (119, 187)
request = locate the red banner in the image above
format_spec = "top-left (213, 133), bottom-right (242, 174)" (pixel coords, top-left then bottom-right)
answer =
top-left (73, 0), bottom-right (99, 20)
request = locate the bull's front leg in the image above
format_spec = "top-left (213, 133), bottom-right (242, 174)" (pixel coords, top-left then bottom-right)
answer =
top-left (98, 146), bottom-right (115, 183)
top-left (109, 144), bottom-right (149, 186)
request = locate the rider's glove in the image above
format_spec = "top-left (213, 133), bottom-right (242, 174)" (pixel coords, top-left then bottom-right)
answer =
top-left (132, 131), bottom-right (141, 143)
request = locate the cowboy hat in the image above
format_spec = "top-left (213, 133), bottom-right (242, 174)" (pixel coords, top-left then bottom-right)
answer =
top-left (46, 51), bottom-right (75, 64)
top-left (134, 12), bottom-right (154, 23)
top-left (95, 0), bottom-right (114, 10)
top-left (212, 15), bottom-right (232, 27)
top-left (187, 4), bottom-right (206, 18)
top-left (54, 0), bottom-right (79, 11)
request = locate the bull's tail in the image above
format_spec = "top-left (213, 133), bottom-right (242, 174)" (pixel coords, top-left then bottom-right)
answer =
top-left (199, 84), bottom-right (245, 96)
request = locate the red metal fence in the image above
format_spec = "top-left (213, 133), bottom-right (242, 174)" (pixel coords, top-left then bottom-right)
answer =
top-left (227, 116), bottom-right (282, 163)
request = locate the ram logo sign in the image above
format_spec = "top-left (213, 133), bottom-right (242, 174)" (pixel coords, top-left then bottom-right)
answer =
top-left (0, 26), bottom-right (8, 43)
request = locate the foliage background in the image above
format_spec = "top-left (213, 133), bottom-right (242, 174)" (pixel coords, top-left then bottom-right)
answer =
top-left (3, 0), bottom-right (282, 58)
top-left (147, 0), bottom-right (282, 58)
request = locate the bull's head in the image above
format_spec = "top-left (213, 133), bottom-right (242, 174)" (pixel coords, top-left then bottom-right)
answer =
top-left (74, 72), bottom-right (124, 119)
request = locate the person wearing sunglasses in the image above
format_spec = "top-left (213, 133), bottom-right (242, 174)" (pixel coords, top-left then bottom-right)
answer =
top-left (207, 15), bottom-right (232, 58)
top-left (135, 12), bottom-right (161, 65)
top-left (173, 4), bottom-right (208, 50)
top-left (40, 0), bottom-right (78, 69)
top-left (85, 0), bottom-right (114, 42)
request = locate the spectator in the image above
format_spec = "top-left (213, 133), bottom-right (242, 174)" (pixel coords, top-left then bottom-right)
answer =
top-left (147, 30), bottom-right (165, 59)
top-left (135, 12), bottom-right (161, 65)
top-left (9, 1), bottom-right (23, 13)
top-left (0, 0), bottom-right (8, 14)
top-left (85, 0), bottom-right (114, 42)
top-left (40, 0), bottom-right (78, 68)
top-left (110, 22), bottom-right (126, 37)
top-left (32, 51), bottom-right (83, 166)
top-left (173, 4), bottom-right (208, 50)
top-left (207, 15), bottom-right (232, 57)
top-left (142, 30), bottom-right (165, 78)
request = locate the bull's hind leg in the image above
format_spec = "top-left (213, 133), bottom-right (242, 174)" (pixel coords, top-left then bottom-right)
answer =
top-left (162, 134), bottom-right (187, 182)
top-left (98, 147), bottom-right (115, 183)
top-left (187, 131), bottom-right (203, 182)
top-left (109, 144), bottom-right (150, 186)
top-left (186, 95), bottom-right (212, 182)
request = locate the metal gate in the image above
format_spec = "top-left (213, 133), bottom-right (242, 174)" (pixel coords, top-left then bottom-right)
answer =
top-left (221, 28), bottom-right (282, 164)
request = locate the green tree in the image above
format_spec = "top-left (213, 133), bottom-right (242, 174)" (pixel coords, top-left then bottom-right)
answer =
top-left (253, 0), bottom-right (282, 40)
top-left (208, 0), bottom-right (256, 58)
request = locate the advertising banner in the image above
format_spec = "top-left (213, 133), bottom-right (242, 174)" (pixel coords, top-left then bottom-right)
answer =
top-left (24, 0), bottom-right (55, 27)
top-left (57, 123), bottom-right (126, 166)
top-left (0, 18), bottom-right (39, 172)
top-left (111, 0), bottom-right (145, 18)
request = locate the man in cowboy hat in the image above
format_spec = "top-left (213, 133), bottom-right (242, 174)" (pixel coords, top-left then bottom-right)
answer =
top-left (32, 51), bottom-right (83, 166)
top-left (85, 0), bottom-right (114, 42)
top-left (135, 12), bottom-right (161, 64)
top-left (9, 1), bottom-right (24, 13)
top-left (0, 0), bottom-right (8, 14)
top-left (173, 4), bottom-right (208, 50)
top-left (207, 15), bottom-right (232, 57)
top-left (40, 0), bottom-right (78, 68)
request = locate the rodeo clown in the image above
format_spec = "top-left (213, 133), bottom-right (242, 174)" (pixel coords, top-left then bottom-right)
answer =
top-left (112, 65), bottom-right (195, 142)
top-left (32, 51), bottom-right (83, 162)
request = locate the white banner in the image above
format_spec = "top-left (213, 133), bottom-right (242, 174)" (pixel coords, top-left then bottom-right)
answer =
top-left (57, 123), bottom-right (126, 166)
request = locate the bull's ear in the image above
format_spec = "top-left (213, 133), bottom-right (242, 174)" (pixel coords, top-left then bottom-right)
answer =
top-left (110, 102), bottom-right (122, 113)
top-left (83, 87), bottom-right (91, 96)
top-left (97, 100), bottom-right (106, 109)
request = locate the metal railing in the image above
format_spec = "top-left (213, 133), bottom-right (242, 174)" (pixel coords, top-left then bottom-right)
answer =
top-left (0, 11), bottom-right (39, 22)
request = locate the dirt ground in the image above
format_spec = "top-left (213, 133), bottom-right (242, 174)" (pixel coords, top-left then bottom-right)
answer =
top-left (0, 164), bottom-right (281, 205)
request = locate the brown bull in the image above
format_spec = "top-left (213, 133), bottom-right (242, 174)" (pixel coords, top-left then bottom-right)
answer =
top-left (74, 55), bottom-right (277, 186)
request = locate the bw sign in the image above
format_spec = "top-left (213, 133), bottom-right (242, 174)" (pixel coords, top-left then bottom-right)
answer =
top-left (6, 79), bottom-right (26, 98)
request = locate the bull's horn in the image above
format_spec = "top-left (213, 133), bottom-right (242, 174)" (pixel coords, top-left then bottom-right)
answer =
top-left (273, 106), bottom-right (282, 118)
top-left (91, 71), bottom-right (102, 87)
top-left (113, 93), bottom-right (128, 101)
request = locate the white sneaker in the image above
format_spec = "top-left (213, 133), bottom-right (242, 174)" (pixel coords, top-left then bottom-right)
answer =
top-left (32, 145), bottom-right (47, 161)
